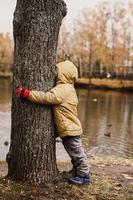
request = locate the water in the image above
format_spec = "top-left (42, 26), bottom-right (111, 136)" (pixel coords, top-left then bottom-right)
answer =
top-left (0, 79), bottom-right (133, 161)
top-left (0, 79), bottom-right (12, 161)
top-left (77, 89), bottom-right (133, 159)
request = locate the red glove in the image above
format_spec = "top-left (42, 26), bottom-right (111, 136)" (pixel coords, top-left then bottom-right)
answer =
top-left (17, 86), bottom-right (30, 99)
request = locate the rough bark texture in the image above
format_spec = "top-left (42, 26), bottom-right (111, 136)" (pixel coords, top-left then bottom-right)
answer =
top-left (7, 0), bottom-right (67, 185)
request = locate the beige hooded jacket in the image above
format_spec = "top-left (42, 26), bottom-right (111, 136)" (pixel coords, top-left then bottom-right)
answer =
top-left (28, 60), bottom-right (83, 137)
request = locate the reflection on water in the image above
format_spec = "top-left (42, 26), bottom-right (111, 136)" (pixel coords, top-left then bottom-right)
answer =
top-left (0, 79), bottom-right (12, 111)
top-left (78, 89), bottom-right (133, 159)
top-left (0, 79), bottom-right (12, 161)
top-left (0, 79), bottom-right (133, 160)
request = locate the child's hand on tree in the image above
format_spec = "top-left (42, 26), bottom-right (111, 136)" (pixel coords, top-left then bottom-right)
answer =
top-left (17, 86), bottom-right (30, 99)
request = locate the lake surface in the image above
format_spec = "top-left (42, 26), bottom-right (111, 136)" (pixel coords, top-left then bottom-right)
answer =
top-left (0, 79), bottom-right (133, 161)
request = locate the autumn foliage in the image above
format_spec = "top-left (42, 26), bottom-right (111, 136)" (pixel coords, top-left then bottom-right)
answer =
top-left (57, 1), bottom-right (133, 79)
top-left (0, 33), bottom-right (13, 74)
top-left (0, 1), bottom-right (133, 80)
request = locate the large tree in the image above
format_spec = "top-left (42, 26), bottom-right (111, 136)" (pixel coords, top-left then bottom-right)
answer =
top-left (7, 0), bottom-right (67, 185)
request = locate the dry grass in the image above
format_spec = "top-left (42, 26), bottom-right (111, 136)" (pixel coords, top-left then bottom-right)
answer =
top-left (0, 156), bottom-right (133, 200)
top-left (0, 72), bottom-right (12, 78)
top-left (76, 78), bottom-right (133, 90)
top-left (89, 156), bottom-right (133, 166)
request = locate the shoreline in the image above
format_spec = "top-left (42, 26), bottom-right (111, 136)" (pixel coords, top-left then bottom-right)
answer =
top-left (1, 74), bottom-right (133, 91)
top-left (0, 72), bottom-right (12, 79)
top-left (76, 77), bottom-right (133, 91)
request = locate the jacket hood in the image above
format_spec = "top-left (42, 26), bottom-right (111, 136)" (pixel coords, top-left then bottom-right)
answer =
top-left (56, 60), bottom-right (78, 84)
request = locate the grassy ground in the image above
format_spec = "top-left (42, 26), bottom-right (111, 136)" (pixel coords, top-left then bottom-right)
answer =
top-left (0, 156), bottom-right (133, 200)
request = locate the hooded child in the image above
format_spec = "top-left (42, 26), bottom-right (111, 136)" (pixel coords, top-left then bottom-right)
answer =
top-left (17, 60), bottom-right (90, 185)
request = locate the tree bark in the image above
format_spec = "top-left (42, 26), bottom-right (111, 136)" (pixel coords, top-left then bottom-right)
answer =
top-left (7, 0), bottom-right (67, 185)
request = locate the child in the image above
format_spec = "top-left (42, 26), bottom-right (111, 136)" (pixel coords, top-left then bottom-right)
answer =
top-left (17, 60), bottom-right (90, 185)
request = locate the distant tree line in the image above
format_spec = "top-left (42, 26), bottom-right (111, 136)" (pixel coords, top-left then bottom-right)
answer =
top-left (0, 33), bottom-right (13, 74)
top-left (0, 1), bottom-right (133, 80)
top-left (57, 1), bottom-right (133, 80)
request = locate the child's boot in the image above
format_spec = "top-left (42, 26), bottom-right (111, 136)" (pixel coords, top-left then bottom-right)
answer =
top-left (69, 174), bottom-right (90, 185)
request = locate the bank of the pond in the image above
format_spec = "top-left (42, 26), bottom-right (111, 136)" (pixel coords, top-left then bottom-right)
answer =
top-left (0, 72), bottom-right (12, 79)
top-left (0, 156), bottom-right (133, 200)
top-left (1, 73), bottom-right (133, 91)
top-left (76, 78), bottom-right (133, 91)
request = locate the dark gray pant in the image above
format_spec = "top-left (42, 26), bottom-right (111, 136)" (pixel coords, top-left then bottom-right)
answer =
top-left (62, 136), bottom-right (89, 176)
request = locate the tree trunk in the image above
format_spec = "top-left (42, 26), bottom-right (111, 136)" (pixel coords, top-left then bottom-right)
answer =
top-left (7, 0), bottom-right (67, 186)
